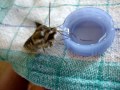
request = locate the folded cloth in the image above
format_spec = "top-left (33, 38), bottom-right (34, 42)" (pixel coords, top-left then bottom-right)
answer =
top-left (0, 0), bottom-right (120, 90)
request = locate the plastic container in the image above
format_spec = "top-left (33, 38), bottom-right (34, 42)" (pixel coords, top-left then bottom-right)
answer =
top-left (61, 7), bottom-right (115, 56)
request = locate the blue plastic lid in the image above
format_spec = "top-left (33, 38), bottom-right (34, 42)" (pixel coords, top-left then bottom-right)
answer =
top-left (61, 7), bottom-right (115, 56)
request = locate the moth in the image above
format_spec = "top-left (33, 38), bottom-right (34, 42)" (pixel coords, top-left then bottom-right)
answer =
top-left (24, 2), bottom-right (72, 52)
top-left (24, 2), bottom-right (59, 52)
top-left (24, 22), bottom-right (57, 52)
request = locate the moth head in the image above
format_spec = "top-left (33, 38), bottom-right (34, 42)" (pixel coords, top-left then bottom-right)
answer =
top-left (48, 27), bottom-right (57, 41)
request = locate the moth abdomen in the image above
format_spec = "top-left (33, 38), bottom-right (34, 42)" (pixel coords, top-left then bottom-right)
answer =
top-left (24, 36), bottom-right (36, 50)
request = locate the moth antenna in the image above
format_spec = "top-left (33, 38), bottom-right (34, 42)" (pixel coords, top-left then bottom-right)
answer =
top-left (49, 2), bottom-right (51, 27)
top-left (54, 29), bottom-right (78, 42)
top-left (56, 30), bottom-right (77, 39)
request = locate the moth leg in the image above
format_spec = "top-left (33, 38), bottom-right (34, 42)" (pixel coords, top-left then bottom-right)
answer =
top-left (42, 48), bottom-right (45, 52)
top-left (49, 42), bottom-right (53, 47)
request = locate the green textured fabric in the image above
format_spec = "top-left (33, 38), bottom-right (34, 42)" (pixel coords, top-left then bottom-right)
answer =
top-left (0, 0), bottom-right (14, 23)
top-left (1, 49), bottom-right (120, 90)
top-left (0, 0), bottom-right (120, 90)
